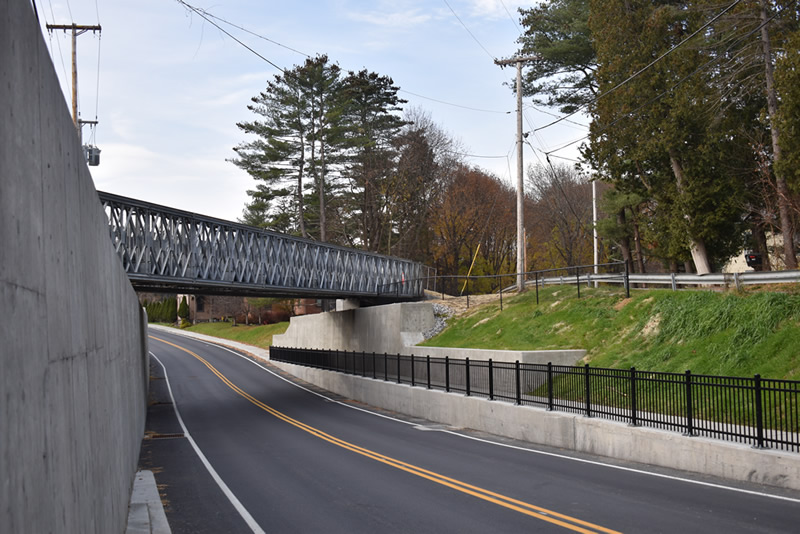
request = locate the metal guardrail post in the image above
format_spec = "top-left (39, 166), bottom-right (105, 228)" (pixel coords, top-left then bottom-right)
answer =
top-left (515, 361), bottom-right (521, 405)
top-left (576, 267), bottom-right (581, 298)
top-left (754, 374), bottom-right (764, 448)
top-left (535, 273), bottom-right (539, 304)
top-left (630, 367), bottom-right (638, 427)
top-left (671, 273), bottom-right (677, 292)
top-left (499, 275), bottom-right (503, 311)
top-left (624, 261), bottom-right (630, 298)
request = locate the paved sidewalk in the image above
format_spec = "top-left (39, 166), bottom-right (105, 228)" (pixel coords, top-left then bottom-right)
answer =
top-left (126, 470), bottom-right (171, 534)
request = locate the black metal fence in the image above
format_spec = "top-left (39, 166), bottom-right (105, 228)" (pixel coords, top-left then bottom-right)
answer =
top-left (270, 346), bottom-right (800, 452)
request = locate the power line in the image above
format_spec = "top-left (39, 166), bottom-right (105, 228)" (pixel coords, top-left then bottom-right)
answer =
top-left (499, 0), bottom-right (523, 35)
top-left (543, 8), bottom-right (778, 158)
top-left (533, 0), bottom-right (743, 133)
top-left (442, 0), bottom-right (496, 61)
top-left (175, 0), bottom-right (287, 74)
top-left (181, 3), bottom-right (311, 58)
top-left (399, 89), bottom-right (510, 114)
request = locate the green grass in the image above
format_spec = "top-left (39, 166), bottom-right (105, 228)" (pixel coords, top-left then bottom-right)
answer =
top-left (181, 321), bottom-right (289, 350)
top-left (422, 286), bottom-right (800, 380)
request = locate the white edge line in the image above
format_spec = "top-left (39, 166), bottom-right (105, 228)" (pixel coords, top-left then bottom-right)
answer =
top-left (149, 351), bottom-right (266, 534)
top-left (163, 332), bottom-right (800, 505)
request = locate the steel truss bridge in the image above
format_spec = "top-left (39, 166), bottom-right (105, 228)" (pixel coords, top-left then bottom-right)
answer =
top-left (98, 192), bottom-right (427, 302)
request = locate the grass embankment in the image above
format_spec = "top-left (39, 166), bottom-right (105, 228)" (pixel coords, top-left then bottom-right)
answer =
top-left (422, 286), bottom-right (800, 379)
top-left (182, 321), bottom-right (289, 350)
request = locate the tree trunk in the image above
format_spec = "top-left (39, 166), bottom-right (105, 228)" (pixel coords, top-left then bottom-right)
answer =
top-left (760, 0), bottom-right (797, 269)
top-left (298, 148), bottom-right (307, 239)
top-left (631, 210), bottom-right (646, 274)
top-left (320, 140), bottom-right (327, 243)
top-left (669, 149), bottom-right (711, 274)
top-left (755, 225), bottom-right (772, 271)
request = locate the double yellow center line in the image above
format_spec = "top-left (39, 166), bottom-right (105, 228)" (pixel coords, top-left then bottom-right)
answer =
top-left (152, 336), bottom-right (621, 534)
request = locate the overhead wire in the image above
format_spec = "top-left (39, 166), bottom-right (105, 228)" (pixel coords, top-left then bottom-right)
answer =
top-left (174, 0), bottom-right (511, 117)
top-left (532, 0), bottom-right (744, 133)
top-left (542, 7), bottom-right (778, 158)
top-left (442, 0), bottom-right (496, 61)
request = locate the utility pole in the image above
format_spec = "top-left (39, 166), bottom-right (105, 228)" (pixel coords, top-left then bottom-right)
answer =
top-left (45, 23), bottom-right (101, 129)
top-left (495, 55), bottom-right (537, 292)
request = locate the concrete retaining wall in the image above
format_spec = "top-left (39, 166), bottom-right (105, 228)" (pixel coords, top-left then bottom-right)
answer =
top-left (1, 4), bottom-right (148, 533)
top-left (273, 302), bottom-right (585, 365)
top-left (272, 361), bottom-right (800, 492)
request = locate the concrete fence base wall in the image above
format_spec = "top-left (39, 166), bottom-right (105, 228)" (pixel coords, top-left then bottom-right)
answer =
top-left (272, 361), bottom-right (800, 492)
top-left (2, 3), bottom-right (148, 533)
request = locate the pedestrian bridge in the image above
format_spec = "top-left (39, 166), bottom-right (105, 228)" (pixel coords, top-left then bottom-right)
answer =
top-left (98, 192), bottom-right (427, 302)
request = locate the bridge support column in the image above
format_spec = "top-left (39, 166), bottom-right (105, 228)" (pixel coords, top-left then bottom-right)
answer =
top-left (336, 298), bottom-right (360, 312)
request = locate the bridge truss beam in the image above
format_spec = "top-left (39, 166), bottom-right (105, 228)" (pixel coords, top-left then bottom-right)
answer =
top-left (98, 192), bottom-right (426, 301)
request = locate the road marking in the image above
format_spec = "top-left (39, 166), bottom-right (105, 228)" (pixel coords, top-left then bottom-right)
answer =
top-left (149, 351), bottom-right (266, 534)
top-left (151, 326), bottom-right (800, 506)
top-left (151, 335), bottom-right (620, 534)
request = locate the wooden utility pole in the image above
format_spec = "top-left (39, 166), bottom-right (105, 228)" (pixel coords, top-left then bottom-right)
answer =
top-left (495, 55), bottom-right (537, 292)
top-left (45, 23), bottom-right (101, 128)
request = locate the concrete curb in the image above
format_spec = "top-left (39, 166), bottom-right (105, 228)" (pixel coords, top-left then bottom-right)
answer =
top-left (126, 471), bottom-right (171, 534)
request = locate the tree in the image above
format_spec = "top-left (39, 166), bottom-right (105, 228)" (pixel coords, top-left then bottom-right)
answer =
top-left (527, 163), bottom-right (594, 269)
top-left (231, 56), bottom-right (344, 239)
top-left (518, 0), bottom-right (596, 113)
top-left (337, 70), bottom-right (408, 252)
top-left (178, 296), bottom-right (189, 320)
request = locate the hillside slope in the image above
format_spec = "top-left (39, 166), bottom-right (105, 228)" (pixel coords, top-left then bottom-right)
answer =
top-left (421, 286), bottom-right (800, 379)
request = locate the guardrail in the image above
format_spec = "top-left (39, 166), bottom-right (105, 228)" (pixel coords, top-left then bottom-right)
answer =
top-left (271, 346), bottom-right (800, 452)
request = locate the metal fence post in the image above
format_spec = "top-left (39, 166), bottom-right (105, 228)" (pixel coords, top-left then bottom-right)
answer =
top-left (361, 351), bottom-right (366, 377)
top-left (445, 356), bottom-right (450, 392)
top-left (411, 354), bottom-right (415, 387)
top-left (489, 359), bottom-right (494, 400)
top-left (535, 272), bottom-right (539, 304)
top-left (684, 370), bottom-right (694, 436)
top-left (754, 374), bottom-right (765, 448)
top-left (373, 352), bottom-right (376, 379)
top-left (384, 353), bottom-right (388, 381)
top-left (584, 364), bottom-right (592, 417)
top-left (547, 362), bottom-right (554, 411)
top-left (515, 360), bottom-right (521, 405)
top-left (630, 367), bottom-right (638, 426)
top-left (465, 358), bottom-right (471, 396)
top-left (427, 356), bottom-right (431, 390)
top-left (576, 266), bottom-right (581, 298)
top-left (397, 353), bottom-right (401, 384)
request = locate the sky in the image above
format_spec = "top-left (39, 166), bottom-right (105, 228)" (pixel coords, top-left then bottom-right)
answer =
top-left (36, 0), bottom-right (589, 222)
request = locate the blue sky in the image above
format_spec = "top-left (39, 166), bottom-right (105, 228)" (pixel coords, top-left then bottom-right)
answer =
top-left (37, 0), bottom-right (589, 221)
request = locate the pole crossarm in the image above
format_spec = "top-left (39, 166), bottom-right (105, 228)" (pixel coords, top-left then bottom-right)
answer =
top-left (98, 192), bottom-right (425, 300)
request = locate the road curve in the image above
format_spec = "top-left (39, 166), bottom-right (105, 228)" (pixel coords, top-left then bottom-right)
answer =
top-left (148, 329), bottom-right (800, 533)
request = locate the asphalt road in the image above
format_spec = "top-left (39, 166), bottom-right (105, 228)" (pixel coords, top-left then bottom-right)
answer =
top-left (146, 329), bottom-right (800, 533)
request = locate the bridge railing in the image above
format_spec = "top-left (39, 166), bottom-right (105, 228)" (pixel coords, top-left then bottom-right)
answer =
top-left (98, 191), bottom-right (426, 299)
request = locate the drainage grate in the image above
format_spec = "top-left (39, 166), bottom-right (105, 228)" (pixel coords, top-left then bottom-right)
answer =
top-left (145, 433), bottom-right (185, 440)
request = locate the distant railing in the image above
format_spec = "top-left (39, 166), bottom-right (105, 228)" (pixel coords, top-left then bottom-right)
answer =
top-left (270, 346), bottom-right (800, 452)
